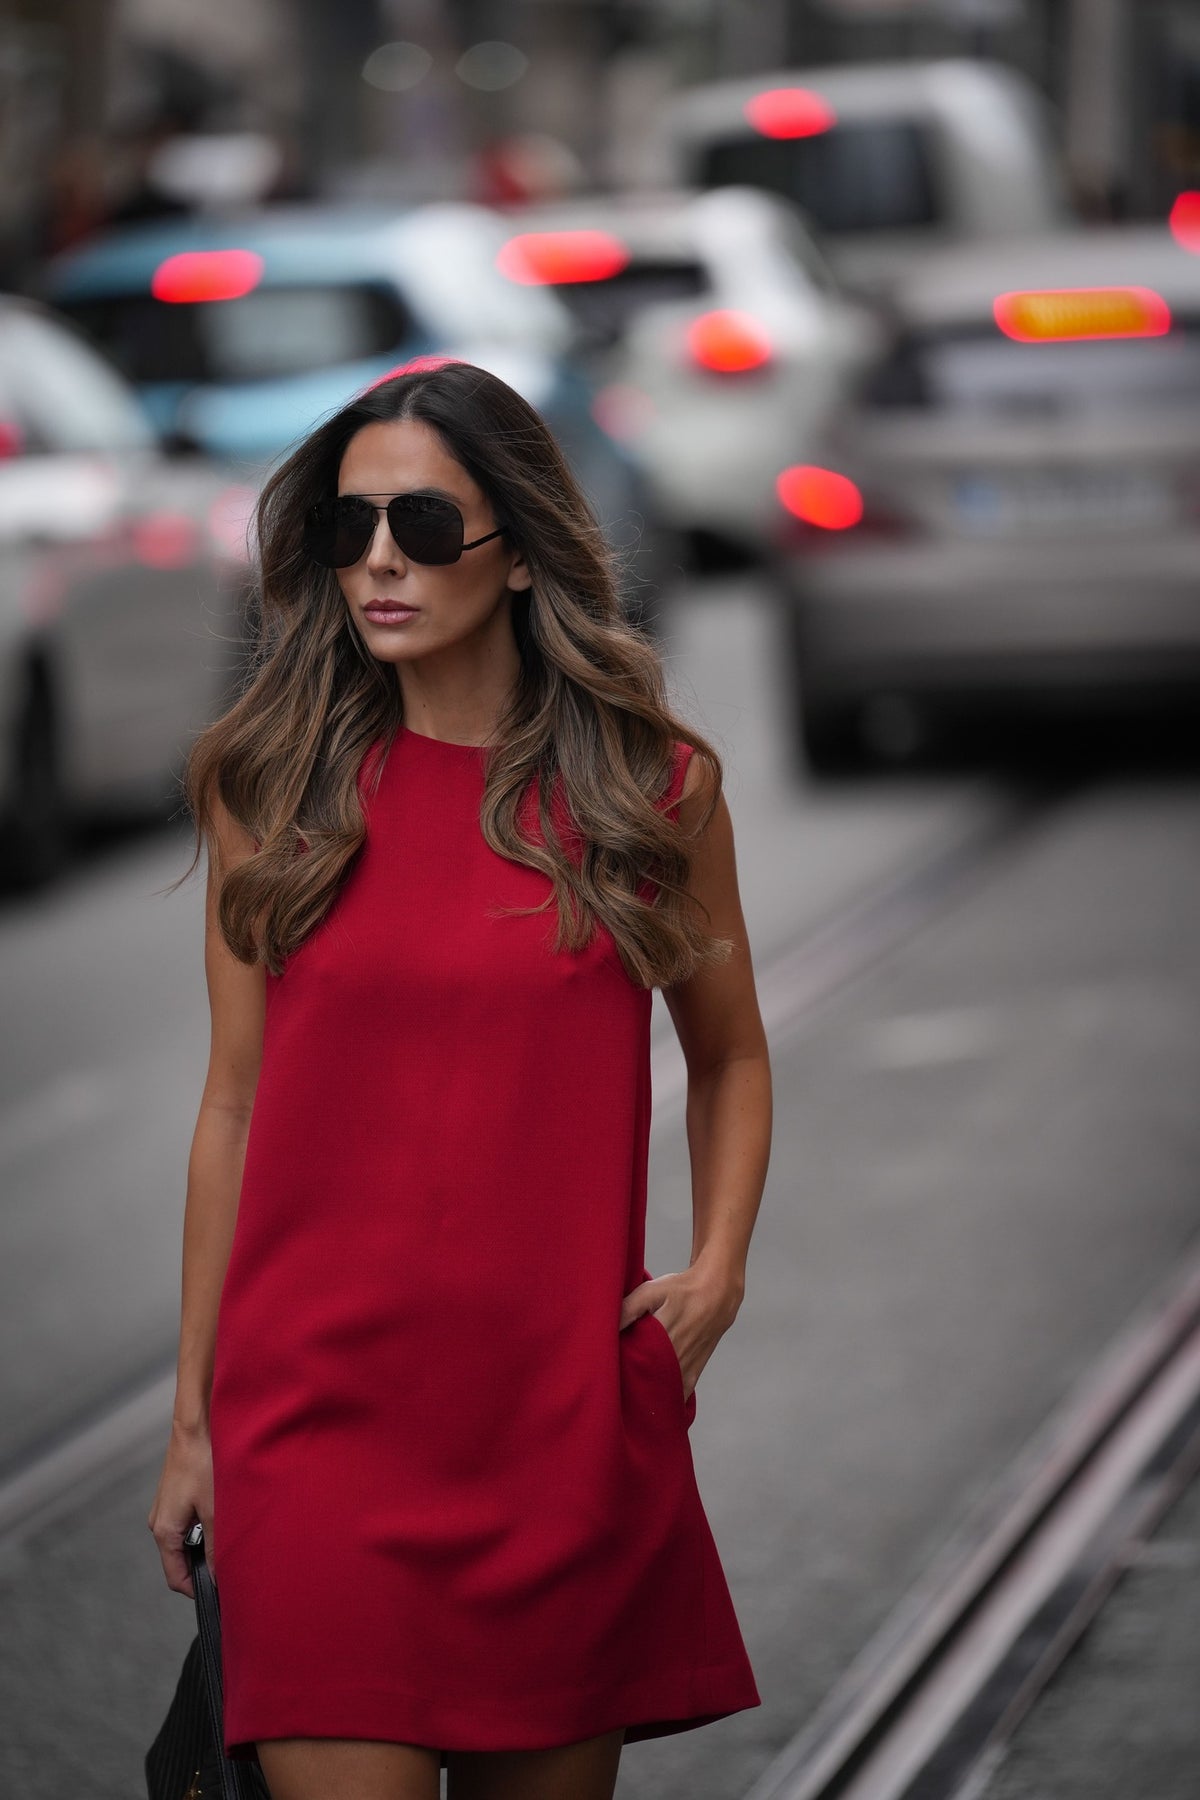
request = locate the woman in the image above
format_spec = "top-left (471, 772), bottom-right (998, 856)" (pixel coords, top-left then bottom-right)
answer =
top-left (148, 356), bottom-right (772, 1800)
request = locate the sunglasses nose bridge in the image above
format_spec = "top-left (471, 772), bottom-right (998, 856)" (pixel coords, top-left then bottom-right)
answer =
top-left (363, 504), bottom-right (407, 567)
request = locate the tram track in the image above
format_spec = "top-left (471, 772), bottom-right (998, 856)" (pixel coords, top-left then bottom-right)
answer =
top-left (740, 1228), bottom-right (1200, 1800)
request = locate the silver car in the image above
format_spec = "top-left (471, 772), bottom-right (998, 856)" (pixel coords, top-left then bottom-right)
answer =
top-left (0, 296), bottom-right (252, 884)
top-left (772, 227), bottom-right (1200, 774)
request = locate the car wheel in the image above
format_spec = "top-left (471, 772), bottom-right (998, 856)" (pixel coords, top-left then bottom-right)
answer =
top-left (777, 600), bottom-right (869, 778)
top-left (0, 674), bottom-right (72, 890)
top-left (799, 694), bottom-right (869, 778)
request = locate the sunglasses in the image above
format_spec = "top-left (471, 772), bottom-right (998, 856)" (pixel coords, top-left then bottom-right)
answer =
top-left (304, 492), bottom-right (508, 568)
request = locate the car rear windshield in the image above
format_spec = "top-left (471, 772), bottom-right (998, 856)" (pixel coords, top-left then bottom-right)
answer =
top-left (550, 258), bottom-right (711, 348)
top-left (862, 322), bottom-right (1200, 414)
top-left (695, 121), bottom-right (940, 235)
top-left (57, 282), bottom-right (416, 385)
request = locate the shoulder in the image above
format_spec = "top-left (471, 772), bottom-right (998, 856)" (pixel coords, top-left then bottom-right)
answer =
top-left (666, 738), bottom-right (720, 833)
top-left (209, 787), bottom-right (259, 872)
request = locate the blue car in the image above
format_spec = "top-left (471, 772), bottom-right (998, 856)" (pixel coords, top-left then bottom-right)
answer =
top-left (40, 201), bottom-right (673, 625)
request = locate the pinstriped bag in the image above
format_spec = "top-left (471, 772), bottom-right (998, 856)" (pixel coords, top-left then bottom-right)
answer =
top-left (144, 1521), bottom-right (270, 1800)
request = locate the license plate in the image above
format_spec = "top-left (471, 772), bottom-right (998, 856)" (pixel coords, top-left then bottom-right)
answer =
top-left (952, 469), bottom-right (1174, 535)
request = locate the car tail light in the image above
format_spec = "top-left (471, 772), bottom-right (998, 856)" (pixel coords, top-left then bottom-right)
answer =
top-left (993, 287), bottom-right (1171, 343)
top-left (776, 465), bottom-right (863, 530)
top-left (775, 464), bottom-right (916, 548)
top-left (743, 87), bottom-right (836, 139)
top-left (151, 250), bottom-right (265, 303)
top-left (0, 418), bottom-right (23, 459)
top-left (495, 231), bottom-right (631, 285)
top-left (1169, 191), bottom-right (1200, 253)
top-left (686, 310), bottom-right (773, 373)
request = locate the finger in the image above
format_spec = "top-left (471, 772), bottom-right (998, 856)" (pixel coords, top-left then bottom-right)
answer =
top-left (160, 1542), bottom-right (193, 1595)
top-left (618, 1284), bottom-right (649, 1330)
top-left (619, 1275), bottom-right (671, 1330)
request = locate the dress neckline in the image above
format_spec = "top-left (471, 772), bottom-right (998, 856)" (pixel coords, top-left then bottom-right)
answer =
top-left (400, 723), bottom-right (491, 752)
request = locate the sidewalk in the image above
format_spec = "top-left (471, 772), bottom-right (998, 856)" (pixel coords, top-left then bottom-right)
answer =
top-left (975, 1461), bottom-right (1200, 1800)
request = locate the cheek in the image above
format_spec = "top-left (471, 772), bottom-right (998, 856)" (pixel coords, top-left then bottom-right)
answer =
top-left (429, 569), bottom-right (508, 620)
top-left (337, 567), bottom-right (366, 606)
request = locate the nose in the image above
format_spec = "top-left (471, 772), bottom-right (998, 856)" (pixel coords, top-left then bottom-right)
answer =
top-left (364, 509), bottom-right (405, 571)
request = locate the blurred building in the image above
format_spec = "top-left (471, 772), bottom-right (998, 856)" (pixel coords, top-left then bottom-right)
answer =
top-left (4, 2), bottom-right (1200, 292)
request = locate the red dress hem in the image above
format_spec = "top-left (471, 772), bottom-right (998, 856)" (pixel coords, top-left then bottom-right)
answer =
top-left (225, 1654), bottom-right (762, 1760)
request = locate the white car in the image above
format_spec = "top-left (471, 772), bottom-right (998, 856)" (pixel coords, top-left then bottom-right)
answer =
top-left (494, 185), bottom-right (879, 569)
top-left (659, 58), bottom-right (1069, 300)
top-left (771, 226), bottom-right (1200, 775)
top-left (0, 296), bottom-right (253, 885)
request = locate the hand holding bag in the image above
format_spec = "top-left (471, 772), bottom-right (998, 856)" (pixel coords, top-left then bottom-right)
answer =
top-left (144, 1521), bottom-right (271, 1800)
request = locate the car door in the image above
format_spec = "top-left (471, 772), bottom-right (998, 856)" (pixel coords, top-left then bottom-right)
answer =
top-left (0, 303), bottom-right (241, 808)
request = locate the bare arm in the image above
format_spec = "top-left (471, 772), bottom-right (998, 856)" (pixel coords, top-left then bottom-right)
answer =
top-left (664, 755), bottom-right (772, 1296)
top-left (619, 753), bottom-right (773, 1400)
top-left (149, 796), bottom-right (264, 1594)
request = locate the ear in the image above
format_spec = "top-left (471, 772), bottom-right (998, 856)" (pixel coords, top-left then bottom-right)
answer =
top-left (505, 544), bottom-right (533, 593)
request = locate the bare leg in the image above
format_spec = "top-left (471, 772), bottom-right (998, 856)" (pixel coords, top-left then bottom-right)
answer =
top-left (255, 1737), bottom-right (442, 1800)
top-left (447, 1726), bottom-right (625, 1800)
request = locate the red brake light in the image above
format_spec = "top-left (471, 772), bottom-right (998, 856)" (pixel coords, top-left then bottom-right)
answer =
top-left (686, 310), bottom-right (773, 373)
top-left (743, 87), bottom-right (836, 140)
top-left (776, 465), bottom-right (863, 531)
top-left (151, 250), bottom-right (264, 304)
top-left (496, 231), bottom-right (631, 285)
top-left (993, 286), bottom-right (1171, 343)
top-left (1169, 191), bottom-right (1200, 253)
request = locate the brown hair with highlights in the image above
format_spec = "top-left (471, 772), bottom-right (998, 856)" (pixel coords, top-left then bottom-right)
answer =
top-left (164, 360), bottom-right (732, 990)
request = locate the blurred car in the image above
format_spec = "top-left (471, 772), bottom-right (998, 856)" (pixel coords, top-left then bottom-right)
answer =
top-left (659, 58), bottom-right (1069, 301)
top-left (38, 202), bottom-right (674, 625)
top-left (0, 294), bottom-right (253, 885)
top-left (492, 185), bottom-right (880, 571)
top-left (771, 227), bottom-right (1200, 775)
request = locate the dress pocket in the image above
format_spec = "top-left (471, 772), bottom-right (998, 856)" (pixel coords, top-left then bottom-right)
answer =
top-left (643, 1309), bottom-right (697, 1426)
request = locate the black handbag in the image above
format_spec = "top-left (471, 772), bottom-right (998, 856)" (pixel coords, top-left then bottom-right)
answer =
top-left (144, 1521), bottom-right (272, 1800)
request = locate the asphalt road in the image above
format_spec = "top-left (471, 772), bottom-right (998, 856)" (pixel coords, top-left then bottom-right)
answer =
top-left (2, 573), bottom-right (1198, 1799)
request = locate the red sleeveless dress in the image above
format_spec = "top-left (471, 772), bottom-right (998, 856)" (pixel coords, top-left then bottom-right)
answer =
top-left (209, 726), bottom-right (761, 1759)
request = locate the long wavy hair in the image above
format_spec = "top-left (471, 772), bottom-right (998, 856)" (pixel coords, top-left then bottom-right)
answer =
top-left (165, 358), bottom-right (731, 990)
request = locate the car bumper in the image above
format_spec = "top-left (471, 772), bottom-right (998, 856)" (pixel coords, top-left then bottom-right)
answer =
top-left (783, 533), bottom-right (1200, 707)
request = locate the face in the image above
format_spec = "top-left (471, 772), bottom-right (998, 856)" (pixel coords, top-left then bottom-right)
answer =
top-left (333, 417), bottom-right (531, 672)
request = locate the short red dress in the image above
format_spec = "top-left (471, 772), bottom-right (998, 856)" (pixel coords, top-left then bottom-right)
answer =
top-left (208, 724), bottom-right (761, 1759)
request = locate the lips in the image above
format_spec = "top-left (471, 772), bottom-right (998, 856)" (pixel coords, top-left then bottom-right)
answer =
top-left (364, 602), bottom-right (418, 617)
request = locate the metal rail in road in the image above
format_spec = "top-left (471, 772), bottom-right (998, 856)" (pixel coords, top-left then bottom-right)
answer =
top-left (741, 1165), bottom-right (1200, 1800)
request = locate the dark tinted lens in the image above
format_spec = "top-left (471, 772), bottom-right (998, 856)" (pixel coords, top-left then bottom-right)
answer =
top-left (386, 495), bottom-right (464, 564)
top-left (304, 497), bottom-right (375, 567)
